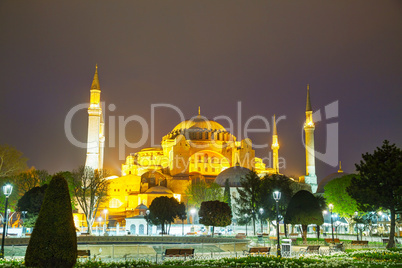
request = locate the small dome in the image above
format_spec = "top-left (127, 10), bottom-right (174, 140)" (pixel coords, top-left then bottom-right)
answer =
top-left (316, 171), bottom-right (349, 193)
top-left (135, 203), bottom-right (148, 210)
top-left (215, 166), bottom-right (252, 187)
top-left (145, 186), bottom-right (173, 195)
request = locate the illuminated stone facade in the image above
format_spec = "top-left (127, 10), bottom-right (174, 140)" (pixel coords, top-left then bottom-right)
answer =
top-left (104, 113), bottom-right (275, 224)
top-left (85, 65), bottom-right (105, 171)
top-left (83, 68), bottom-right (317, 226)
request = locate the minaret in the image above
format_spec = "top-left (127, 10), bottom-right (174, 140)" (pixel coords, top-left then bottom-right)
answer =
top-left (271, 114), bottom-right (280, 173)
top-left (304, 84), bottom-right (318, 192)
top-left (85, 65), bottom-right (105, 171)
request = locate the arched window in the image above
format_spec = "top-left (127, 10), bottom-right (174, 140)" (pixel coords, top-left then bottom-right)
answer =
top-left (130, 224), bottom-right (136, 235)
top-left (139, 224), bottom-right (145, 235)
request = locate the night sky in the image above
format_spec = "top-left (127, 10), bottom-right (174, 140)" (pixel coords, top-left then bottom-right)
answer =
top-left (0, 1), bottom-right (401, 183)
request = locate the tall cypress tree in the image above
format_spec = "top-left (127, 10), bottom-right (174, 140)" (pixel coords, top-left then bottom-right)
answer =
top-left (234, 171), bottom-right (262, 235)
top-left (25, 175), bottom-right (77, 267)
top-left (224, 179), bottom-right (231, 209)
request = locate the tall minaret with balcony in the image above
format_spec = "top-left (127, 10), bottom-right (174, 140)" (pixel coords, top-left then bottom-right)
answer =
top-left (271, 114), bottom-right (280, 174)
top-left (304, 84), bottom-right (317, 192)
top-left (85, 65), bottom-right (105, 170)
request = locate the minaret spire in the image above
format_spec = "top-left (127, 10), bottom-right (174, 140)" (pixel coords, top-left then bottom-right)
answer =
top-left (271, 114), bottom-right (280, 174)
top-left (306, 84), bottom-right (312, 111)
top-left (338, 161), bottom-right (343, 173)
top-left (303, 84), bottom-right (317, 192)
top-left (85, 65), bottom-right (105, 171)
top-left (91, 64), bottom-right (100, 90)
top-left (198, 106), bottom-right (201, 116)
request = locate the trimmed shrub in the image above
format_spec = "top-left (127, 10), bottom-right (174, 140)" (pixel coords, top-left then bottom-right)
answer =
top-left (25, 175), bottom-right (77, 267)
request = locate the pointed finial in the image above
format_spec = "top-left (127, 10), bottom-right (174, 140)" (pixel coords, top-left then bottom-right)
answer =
top-left (91, 64), bottom-right (100, 90)
top-left (338, 161), bottom-right (343, 173)
top-left (198, 106), bottom-right (200, 116)
top-left (306, 84), bottom-right (312, 111)
top-left (273, 114), bottom-right (277, 136)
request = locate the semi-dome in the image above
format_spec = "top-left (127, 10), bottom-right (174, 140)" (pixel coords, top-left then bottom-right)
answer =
top-left (145, 186), bottom-right (173, 195)
top-left (215, 166), bottom-right (252, 187)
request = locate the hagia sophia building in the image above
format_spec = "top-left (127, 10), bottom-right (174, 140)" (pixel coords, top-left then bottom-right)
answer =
top-left (75, 66), bottom-right (319, 230)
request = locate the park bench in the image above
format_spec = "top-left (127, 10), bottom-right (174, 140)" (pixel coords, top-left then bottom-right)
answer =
top-left (351, 240), bottom-right (368, 247)
top-left (80, 232), bottom-right (90, 236)
top-left (77, 250), bottom-right (90, 259)
top-left (324, 238), bottom-right (340, 245)
top-left (243, 247), bottom-right (271, 256)
top-left (162, 248), bottom-right (194, 260)
top-left (235, 233), bottom-right (246, 239)
top-left (299, 245), bottom-right (320, 254)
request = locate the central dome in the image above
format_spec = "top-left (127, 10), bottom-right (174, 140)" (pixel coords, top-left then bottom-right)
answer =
top-left (172, 116), bottom-right (226, 132)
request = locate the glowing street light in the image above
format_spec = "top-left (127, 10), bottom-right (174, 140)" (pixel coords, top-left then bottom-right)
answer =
top-left (328, 204), bottom-right (334, 242)
top-left (273, 190), bottom-right (281, 258)
top-left (1, 184), bottom-right (13, 259)
top-left (190, 208), bottom-right (196, 232)
top-left (146, 209), bottom-right (150, 236)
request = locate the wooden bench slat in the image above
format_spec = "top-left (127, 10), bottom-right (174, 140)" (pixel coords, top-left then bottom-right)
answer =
top-left (77, 250), bottom-right (90, 258)
top-left (163, 248), bottom-right (195, 259)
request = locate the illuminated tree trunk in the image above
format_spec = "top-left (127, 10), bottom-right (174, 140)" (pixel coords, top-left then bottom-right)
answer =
top-left (302, 224), bottom-right (308, 243)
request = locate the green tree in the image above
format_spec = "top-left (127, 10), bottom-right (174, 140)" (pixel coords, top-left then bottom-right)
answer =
top-left (147, 196), bottom-right (180, 235)
top-left (13, 168), bottom-right (50, 196)
top-left (234, 170), bottom-right (261, 235)
top-left (324, 174), bottom-right (362, 234)
top-left (285, 190), bottom-right (324, 242)
top-left (71, 166), bottom-right (109, 235)
top-left (224, 179), bottom-right (231, 209)
top-left (0, 144), bottom-right (27, 178)
top-left (177, 202), bottom-right (187, 236)
top-left (259, 174), bottom-right (293, 235)
top-left (185, 181), bottom-right (224, 209)
top-left (347, 140), bottom-right (402, 249)
top-left (17, 184), bottom-right (48, 224)
top-left (25, 175), bottom-right (77, 268)
top-left (199, 200), bottom-right (232, 237)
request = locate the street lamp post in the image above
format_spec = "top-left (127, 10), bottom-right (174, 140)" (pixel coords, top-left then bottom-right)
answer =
top-left (244, 214), bottom-right (248, 236)
top-left (1, 184), bottom-right (13, 259)
top-left (259, 208), bottom-right (264, 234)
top-left (103, 209), bottom-right (108, 234)
top-left (21, 211), bottom-right (27, 236)
top-left (190, 208), bottom-right (196, 232)
top-left (329, 204), bottom-right (334, 242)
top-left (273, 191), bottom-right (281, 258)
top-left (98, 217), bottom-right (102, 236)
top-left (146, 209), bottom-right (150, 236)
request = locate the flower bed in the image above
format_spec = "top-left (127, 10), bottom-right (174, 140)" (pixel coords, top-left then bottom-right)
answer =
top-left (0, 248), bottom-right (400, 267)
